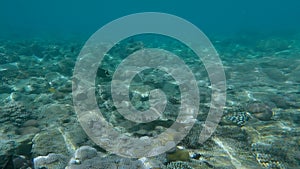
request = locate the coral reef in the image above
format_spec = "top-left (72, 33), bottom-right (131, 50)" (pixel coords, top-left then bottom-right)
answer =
top-left (166, 161), bottom-right (193, 169)
top-left (34, 153), bottom-right (68, 169)
top-left (0, 35), bottom-right (300, 168)
top-left (0, 101), bottom-right (32, 127)
top-left (66, 146), bottom-right (147, 169)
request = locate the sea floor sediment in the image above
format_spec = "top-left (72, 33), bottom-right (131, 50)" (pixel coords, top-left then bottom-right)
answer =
top-left (0, 34), bottom-right (299, 168)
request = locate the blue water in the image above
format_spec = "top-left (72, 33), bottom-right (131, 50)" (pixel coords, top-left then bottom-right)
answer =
top-left (1, 0), bottom-right (300, 39)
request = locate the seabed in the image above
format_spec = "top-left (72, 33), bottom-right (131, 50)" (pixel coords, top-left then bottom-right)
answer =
top-left (0, 33), bottom-right (299, 168)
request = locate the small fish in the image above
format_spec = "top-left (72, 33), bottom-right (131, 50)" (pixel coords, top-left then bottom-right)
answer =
top-left (48, 87), bottom-right (56, 93)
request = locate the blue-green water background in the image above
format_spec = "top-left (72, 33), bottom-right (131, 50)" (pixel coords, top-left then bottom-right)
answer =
top-left (1, 0), bottom-right (300, 39)
top-left (0, 1), bottom-right (300, 168)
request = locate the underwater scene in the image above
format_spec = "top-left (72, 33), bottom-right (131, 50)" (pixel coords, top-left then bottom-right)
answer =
top-left (0, 1), bottom-right (300, 169)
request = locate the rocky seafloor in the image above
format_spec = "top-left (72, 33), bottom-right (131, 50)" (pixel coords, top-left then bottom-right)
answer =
top-left (0, 33), bottom-right (299, 169)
